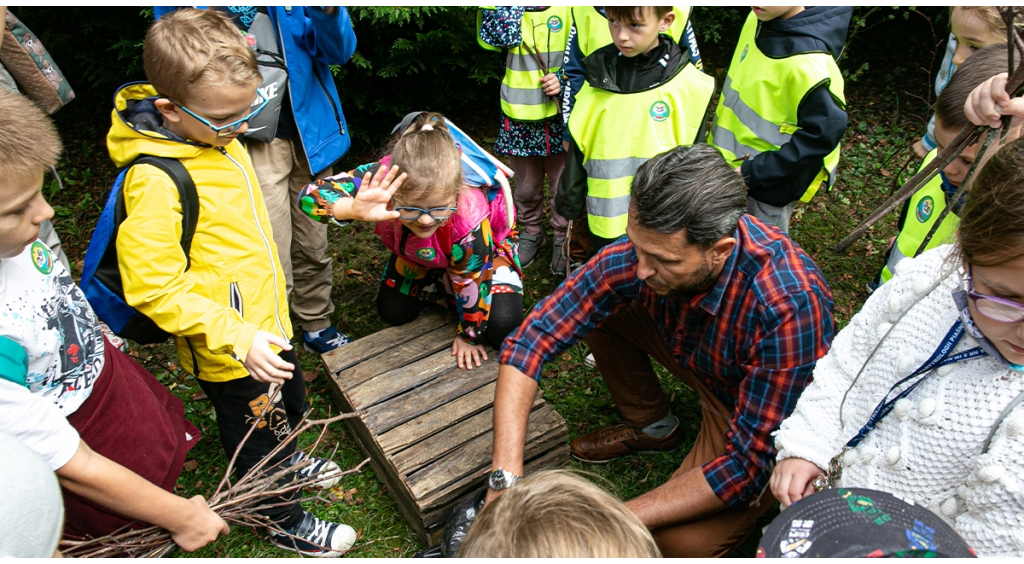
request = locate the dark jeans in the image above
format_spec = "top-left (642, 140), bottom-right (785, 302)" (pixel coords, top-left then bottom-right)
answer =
top-left (198, 349), bottom-right (306, 529)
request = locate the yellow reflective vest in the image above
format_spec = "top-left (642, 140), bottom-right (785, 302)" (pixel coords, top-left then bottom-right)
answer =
top-left (709, 12), bottom-right (846, 203)
top-left (571, 6), bottom-right (691, 58)
top-left (568, 61), bottom-right (715, 239)
top-left (880, 150), bottom-right (957, 283)
top-left (477, 6), bottom-right (572, 121)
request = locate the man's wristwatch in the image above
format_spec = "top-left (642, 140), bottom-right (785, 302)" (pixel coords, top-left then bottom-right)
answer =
top-left (487, 468), bottom-right (521, 491)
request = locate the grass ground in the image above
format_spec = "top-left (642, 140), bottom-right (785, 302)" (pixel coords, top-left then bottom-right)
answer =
top-left (46, 18), bottom-right (935, 557)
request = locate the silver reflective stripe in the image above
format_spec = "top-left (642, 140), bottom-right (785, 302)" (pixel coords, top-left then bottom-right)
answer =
top-left (827, 166), bottom-right (837, 188)
top-left (501, 83), bottom-right (551, 106)
top-left (721, 75), bottom-right (793, 147)
top-left (710, 124), bottom-right (762, 161)
top-left (506, 50), bottom-right (562, 72)
top-left (587, 194), bottom-right (631, 218)
top-left (583, 157), bottom-right (648, 180)
top-left (886, 239), bottom-right (907, 276)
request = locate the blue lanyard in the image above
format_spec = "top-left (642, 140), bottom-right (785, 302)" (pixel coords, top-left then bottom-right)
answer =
top-left (845, 320), bottom-right (987, 448)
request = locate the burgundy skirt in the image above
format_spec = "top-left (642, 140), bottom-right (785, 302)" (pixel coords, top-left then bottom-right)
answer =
top-left (62, 339), bottom-right (200, 539)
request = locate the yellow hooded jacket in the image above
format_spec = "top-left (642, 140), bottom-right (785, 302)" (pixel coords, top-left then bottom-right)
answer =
top-left (107, 83), bottom-right (292, 382)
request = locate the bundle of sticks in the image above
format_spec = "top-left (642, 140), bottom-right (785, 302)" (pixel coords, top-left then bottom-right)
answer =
top-left (834, 7), bottom-right (1024, 253)
top-left (59, 408), bottom-right (368, 558)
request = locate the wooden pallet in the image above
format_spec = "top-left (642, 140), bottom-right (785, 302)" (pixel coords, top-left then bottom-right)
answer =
top-left (319, 309), bottom-right (569, 544)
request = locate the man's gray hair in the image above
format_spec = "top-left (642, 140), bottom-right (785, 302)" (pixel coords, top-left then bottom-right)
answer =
top-left (629, 144), bottom-right (748, 248)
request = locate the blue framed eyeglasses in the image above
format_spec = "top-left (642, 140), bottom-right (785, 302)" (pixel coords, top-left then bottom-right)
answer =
top-left (172, 96), bottom-right (269, 137)
top-left (966, 264), bottom-right (1024, 323)
top-left (393, 204), bottom-right (458, 223)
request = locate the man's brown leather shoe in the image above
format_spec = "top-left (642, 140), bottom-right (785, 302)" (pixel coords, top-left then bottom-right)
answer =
top-left (570, 422), bottom-right (683, 463)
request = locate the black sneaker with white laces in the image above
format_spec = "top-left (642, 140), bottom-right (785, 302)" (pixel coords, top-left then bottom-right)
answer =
top-left (270, 510), bottom-right (357, 557)
top-left (288, 451), bottom-right (342, 490)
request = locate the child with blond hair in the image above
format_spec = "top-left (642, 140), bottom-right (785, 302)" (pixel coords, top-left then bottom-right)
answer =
top-left (108, 9), bottom-right (352, 556)
top-left (914, 6), bottom-right (1024, 158)
top-left (0, 88), bottom-right (226, 550)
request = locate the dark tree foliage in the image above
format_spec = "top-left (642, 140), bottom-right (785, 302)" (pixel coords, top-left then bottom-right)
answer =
top-left (8, 6), bottom-right (949, 160)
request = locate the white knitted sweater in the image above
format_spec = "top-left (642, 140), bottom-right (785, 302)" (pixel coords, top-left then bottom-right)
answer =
top-left (775, 245), bottom-right (1024, 557)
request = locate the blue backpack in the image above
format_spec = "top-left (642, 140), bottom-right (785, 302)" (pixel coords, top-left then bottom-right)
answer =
top-left (80, 156), bottom-right (198, 345)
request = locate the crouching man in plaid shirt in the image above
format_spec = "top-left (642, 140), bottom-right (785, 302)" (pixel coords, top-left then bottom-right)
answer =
top-left (486, 144), bottom-right (835, 557)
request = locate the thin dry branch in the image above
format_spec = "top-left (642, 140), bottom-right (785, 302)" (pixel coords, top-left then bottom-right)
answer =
top-left (60, 405), bottom-right (367, 558)
top-left (834, 21), bottom-right (1024, 252)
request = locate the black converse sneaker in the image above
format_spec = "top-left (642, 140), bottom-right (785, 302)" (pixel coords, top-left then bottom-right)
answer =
top-left (270, 511), bottom-right (356, 557)
top-left (288, 452), bottom-right (342, 490)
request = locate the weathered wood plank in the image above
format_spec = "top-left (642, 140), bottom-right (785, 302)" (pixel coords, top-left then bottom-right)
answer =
top-left (346, 347), bottom-right (457, 411)
top-left (322, 309), bottom-right (452, 376)
top-left (362, 356), bottom-right (497, 435)
top-left (420, 438), bottom-right (570, 530)
top-left (406, 405), bottom-right (565, 499)
top-left (322, 372), bottom-right (434, 542)
top-left (334, 324), bottom-right (457, 394)
top-left (389, 392), bottom-right (546, 475)
top-left (376, 381), bottom-right (497, 455)
top-left (320, 315), bottom-right (569, 545)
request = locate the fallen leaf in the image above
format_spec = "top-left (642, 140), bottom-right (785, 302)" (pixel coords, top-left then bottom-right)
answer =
top-left (345, 269), bottom-right (363, 276)
top-left (183, 460), bottom-right (199, 472)
top-left (193, 480), bottom-right (203, 489)
top-left (192, 390), bottom-right (208, 401)
top-left (343, 487), bottom-right (359, 505)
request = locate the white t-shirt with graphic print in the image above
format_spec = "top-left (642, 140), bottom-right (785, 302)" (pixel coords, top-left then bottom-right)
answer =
top-left (0, 240), bottom-right (105, 469)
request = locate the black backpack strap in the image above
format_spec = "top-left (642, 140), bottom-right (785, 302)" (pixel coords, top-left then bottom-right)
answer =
top-left (117, 155), bottom-right (199, 269)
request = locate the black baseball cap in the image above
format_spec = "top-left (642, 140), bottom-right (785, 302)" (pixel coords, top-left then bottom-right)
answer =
top-left (757, 487), bottom-right (977, 558)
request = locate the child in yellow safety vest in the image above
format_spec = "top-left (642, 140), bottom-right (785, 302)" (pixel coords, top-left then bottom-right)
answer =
top-left (708, 6), bottom-right (851, 233)
top-left (478, 6), bottom-right (571, 275)
top-left (873, 45), bottom-right (1010, 289)
top-left (554, 6), bottom-right (714, 253)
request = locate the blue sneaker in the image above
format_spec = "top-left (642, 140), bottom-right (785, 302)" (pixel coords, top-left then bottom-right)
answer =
top-left (302, 326), bottom-right (352, 354)
top-left (270, 510), bottom-right (356, 557)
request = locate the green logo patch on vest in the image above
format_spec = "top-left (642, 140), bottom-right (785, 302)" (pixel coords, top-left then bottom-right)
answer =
top-left (30, 241), bottom-right (53, 274)
top-left (417, 247), bottom-right (437, 261)
top-left (915, 196), bottom-right (934, 223)
top-left (740, 44), bottom-right (749, 62)
top-left (649, 101), bottom-right (670, 122)
top-left (547, 15), bottom-right (563, 32)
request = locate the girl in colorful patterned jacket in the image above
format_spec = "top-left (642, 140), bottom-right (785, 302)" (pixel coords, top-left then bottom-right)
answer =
top-left (298, 112), bottom-right (524, 369)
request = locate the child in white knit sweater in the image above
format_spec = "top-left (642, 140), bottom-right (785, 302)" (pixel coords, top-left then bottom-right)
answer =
top-left (772, 78), bottom-right (1024, 557)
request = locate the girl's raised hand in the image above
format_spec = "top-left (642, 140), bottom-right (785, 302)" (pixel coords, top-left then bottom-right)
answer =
top-left (350, 165), bottom-right (407, 222)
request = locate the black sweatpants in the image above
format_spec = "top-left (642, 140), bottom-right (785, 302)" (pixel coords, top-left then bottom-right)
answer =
top-left (198, 349), bottom-right (305, 529)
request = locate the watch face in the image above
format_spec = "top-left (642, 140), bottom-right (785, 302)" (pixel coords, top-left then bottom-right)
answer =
top-left (488, 470), bottom-right (507, 490)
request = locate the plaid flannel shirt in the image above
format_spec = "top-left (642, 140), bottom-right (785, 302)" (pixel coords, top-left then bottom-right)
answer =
top-left (500, 215), bottom-right (835, 506)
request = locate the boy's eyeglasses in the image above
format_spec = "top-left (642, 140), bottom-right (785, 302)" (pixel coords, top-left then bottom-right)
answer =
top-left (966, 264), bottom-right (1024, 323)
top-left (393, 205), bottom-right (458, 223)
top-left (171, 97), bottom-right (269, 137)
